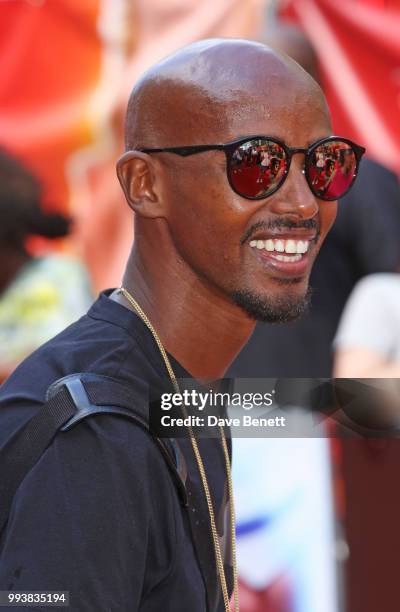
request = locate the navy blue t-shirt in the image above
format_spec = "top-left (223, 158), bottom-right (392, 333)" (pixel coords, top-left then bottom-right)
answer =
top-left (0, 292), bottom-right (232, 611)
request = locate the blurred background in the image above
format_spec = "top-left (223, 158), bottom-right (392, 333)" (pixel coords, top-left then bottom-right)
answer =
top-left (1, 0), bottom-right (400, 610)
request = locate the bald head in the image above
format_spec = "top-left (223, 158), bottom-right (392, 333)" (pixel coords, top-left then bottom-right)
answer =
top-left (125, 38), bottom-right (327, 151)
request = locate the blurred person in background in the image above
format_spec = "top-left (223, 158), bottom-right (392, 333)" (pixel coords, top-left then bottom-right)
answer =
top-left (334, 272), bottom-right (400, 378)
top-left (0, 150), bottom-right (93, 381)
top-left (228, 21), bottom-right (400, 379)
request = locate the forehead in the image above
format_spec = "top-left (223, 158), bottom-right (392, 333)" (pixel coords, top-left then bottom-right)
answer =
top-left (159, 80), bottom-right (328, 149)
top-left (225, 83), bottom-right (331, 146)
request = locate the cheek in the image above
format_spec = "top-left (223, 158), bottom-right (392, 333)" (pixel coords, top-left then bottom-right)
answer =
top-left (169, 201), bottom-right (240, 277)
top-left (167, 164), bottom-right (241, 244)
top-left (318, 201), bottom-right (337, 241)
top-left (164, 164), bottom-right (248, 270)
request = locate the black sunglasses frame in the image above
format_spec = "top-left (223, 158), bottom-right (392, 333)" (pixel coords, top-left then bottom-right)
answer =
top-left (140, 135), bottom-right (366, 202)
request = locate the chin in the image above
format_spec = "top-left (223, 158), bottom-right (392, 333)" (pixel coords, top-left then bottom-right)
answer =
top-left (231, 285), bottom-right (312, 323)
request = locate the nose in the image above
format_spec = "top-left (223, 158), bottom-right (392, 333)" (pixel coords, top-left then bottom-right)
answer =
top-left (267, 158), bottom-right (319, 220)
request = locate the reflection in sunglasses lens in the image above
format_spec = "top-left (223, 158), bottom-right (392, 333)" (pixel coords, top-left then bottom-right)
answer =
top-left (308, 140), bottom-right (357, 199)
top-left (229, 139), bottom-right (287, 198)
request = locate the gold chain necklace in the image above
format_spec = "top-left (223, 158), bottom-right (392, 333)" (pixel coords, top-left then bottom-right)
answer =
top-left (119, 286), bottom-right (239, 612)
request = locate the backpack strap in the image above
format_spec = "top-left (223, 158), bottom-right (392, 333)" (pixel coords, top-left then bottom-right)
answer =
top-left (0, 373), bottom-right (188, 536)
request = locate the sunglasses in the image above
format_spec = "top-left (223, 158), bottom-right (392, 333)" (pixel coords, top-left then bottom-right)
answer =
top-left (140, 135), bottom-right (366, 201)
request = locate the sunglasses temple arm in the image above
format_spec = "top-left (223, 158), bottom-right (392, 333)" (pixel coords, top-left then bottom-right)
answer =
top-left (174, 144), bottom-right (225, 156)
top-left (141, 144), bottom-right (226, 157)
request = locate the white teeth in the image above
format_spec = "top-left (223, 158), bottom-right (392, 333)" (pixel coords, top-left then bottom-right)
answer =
top-left (284, 240), bottom-right (297, 254)
top-left (275, 254), bottom-right (302, 262)
top-left (296, 241), bottom-right (309, 254)
top-left (249, 238), bottom-right (311, 256)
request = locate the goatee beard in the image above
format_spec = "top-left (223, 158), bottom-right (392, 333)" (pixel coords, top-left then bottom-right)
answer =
top-left (232, 285), bottom-right (312, 323)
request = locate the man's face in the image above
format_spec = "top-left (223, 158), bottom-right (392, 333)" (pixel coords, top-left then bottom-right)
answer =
top-left (158, 81), bottom-right (336, 323)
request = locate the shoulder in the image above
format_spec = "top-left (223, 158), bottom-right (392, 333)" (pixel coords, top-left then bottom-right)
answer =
top-left (338, 158), bottom-right (400, 219)
top-left (340, 273), bottom-right (400, 319)
top-left (0, 299), bottom-right (147, 447)
top-left (2, 381), bottom-right (178, 551)
top-left (350, 273), bottom-right (400, 301)
top-left (335, 274), bottom-right (400, 350)
top-left (349, 157), bottom-right (399, 196)
top-left (26, 413), bottom-right (175, 501)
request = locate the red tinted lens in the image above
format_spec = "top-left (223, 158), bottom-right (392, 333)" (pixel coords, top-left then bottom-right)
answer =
top-left (229, 139), bottom-right (287, 198)
top-left (308, 140), bottom-right (357, 200)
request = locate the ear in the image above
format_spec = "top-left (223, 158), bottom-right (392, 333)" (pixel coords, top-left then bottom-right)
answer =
top-left (116, 151), bottom-right (164, 218)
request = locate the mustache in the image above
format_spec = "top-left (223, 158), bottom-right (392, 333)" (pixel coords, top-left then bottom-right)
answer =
top-left (241, 218), bottom-right (320, 245)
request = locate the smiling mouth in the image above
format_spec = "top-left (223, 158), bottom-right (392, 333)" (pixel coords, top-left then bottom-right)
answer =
top-left (249, 237), bottom-right (310, 262)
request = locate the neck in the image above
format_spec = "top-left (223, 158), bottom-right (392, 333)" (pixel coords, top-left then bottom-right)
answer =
top-left (120, 239), bottom-right (256, 381)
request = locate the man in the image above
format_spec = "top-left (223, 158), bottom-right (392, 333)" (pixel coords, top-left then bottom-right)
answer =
top-left (0, 39), bottom-right (361, 611)
top-left (229, 24), bottom-right (400, 378)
